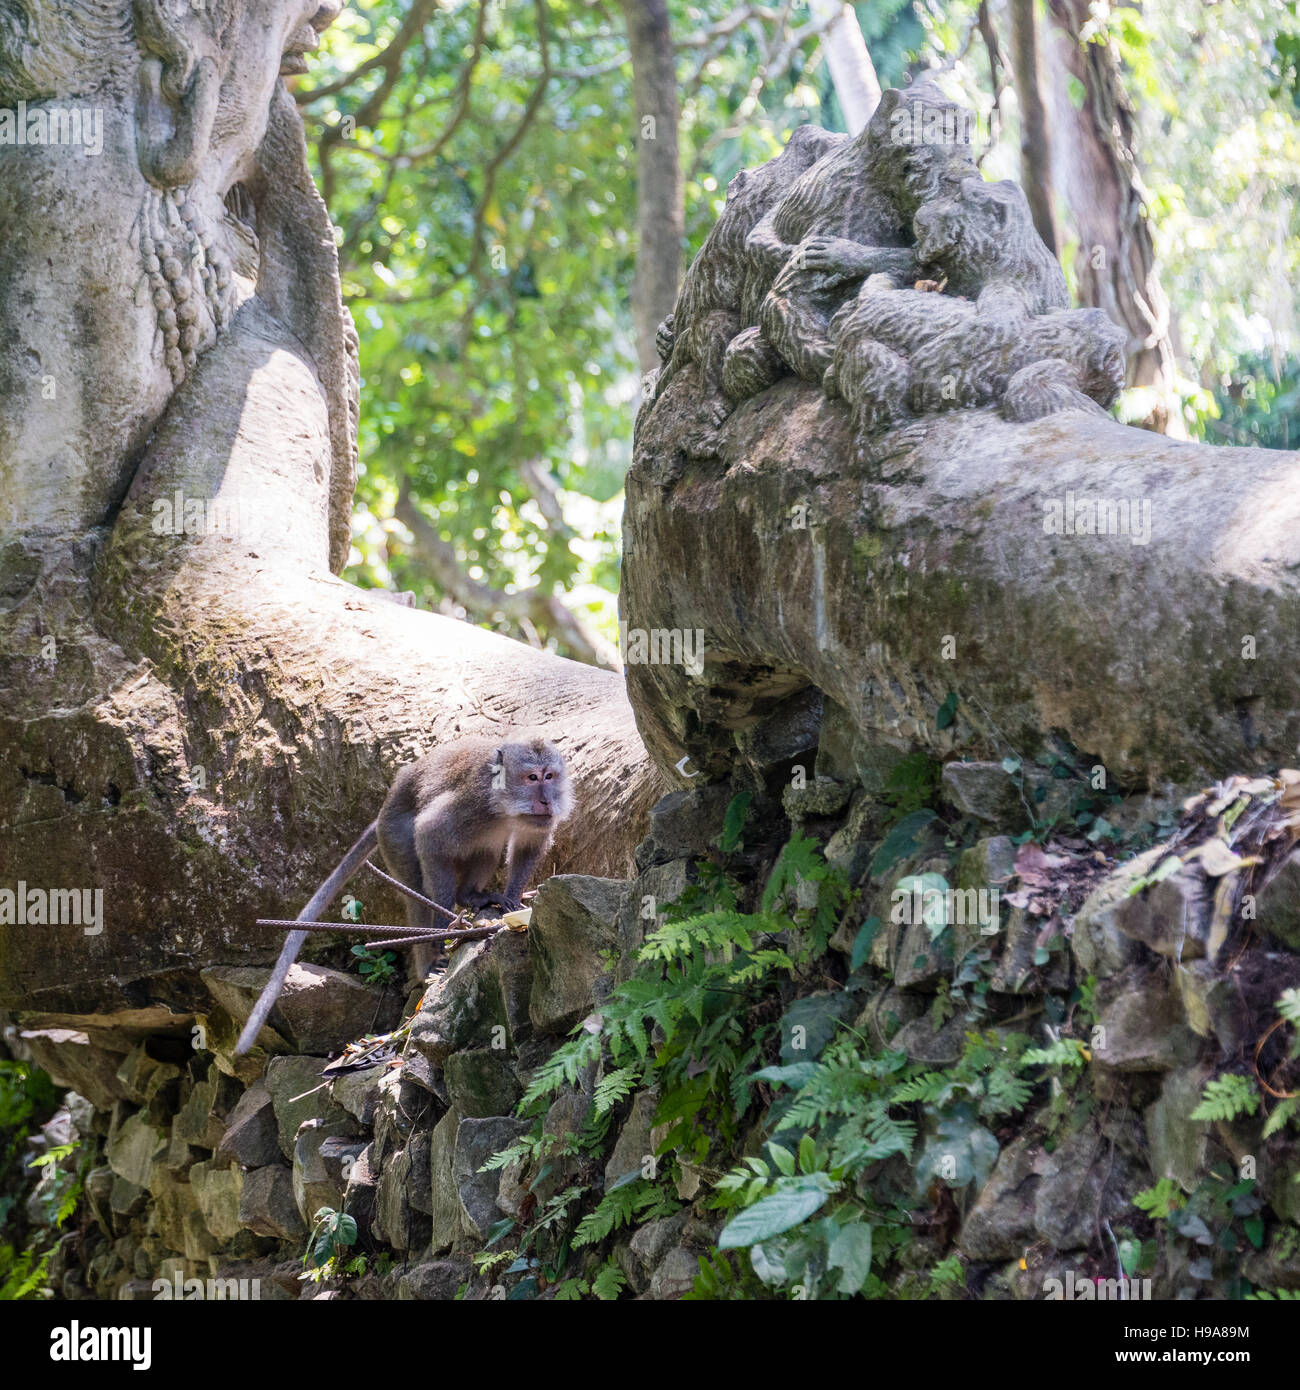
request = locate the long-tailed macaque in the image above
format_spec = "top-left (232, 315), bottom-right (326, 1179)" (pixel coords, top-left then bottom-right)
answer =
top-left (234, 734), bottom-right (573, 1054)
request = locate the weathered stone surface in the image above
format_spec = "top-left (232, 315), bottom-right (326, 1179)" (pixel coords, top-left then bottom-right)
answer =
top-left (620, 1210), bottom-right (691, 1294)
top-left (342, 1144), bottom-right (379, 1239)
top-left (443, 1049), bottom-right (522, 1120)
top-left (217, 1081), bottom-right (281, 1169)
top-left (454, 1117), bottom-right (531, 1240)
top-left (204, 963), bottom-right (390, 1056)
top-left (605, 1091), bottom-right (659, 1191)
top-left (989, 908), bottom-right (1069, 995)
top-left (190, 1160), bottom-right (244, 1244)
top-left (407, 943), bottom-right (504, 1069)
top-left (106, 1110), bottom-right (165, 1187)
top-left (238, 1165), bottom-right (307, 1242)
top-left (1072, 858), bottom-right (1152, 977)
top-left (853, 985), bottom-right (925, 1048)
top-left (529, 875), bottom-right (627, 1035)
top-left (638, 785), bottom-right (735, 865)
top-left (428, 1109), bottom-right (462, 1254)
top-left (960, 1123), bottom-right (1143, 1260)
top-left (1145, 1065), bottom-right (1214, 1192)
top-left (941, 762), bottom-right (1057, 828)
top-left (331, 1066), bottom-right (386, 1125)
top-left (264, 1055), bottom-right (351, 1160)
top-left (647, 1247), bottom-right (699, 1299)
top-left (395, 1260), bottom-right (474, 1301)
top-left (890, 1013), bottom-right (968, 1065)
top-left (1093, 965), bottom-right (1198, 1073)
top-left (173, 1073), bottom-right (226, 1150)
top-left (16, 1029), bottom-right (131, 1110)
top-left (293, 1120), bottom-right (367, 1227)
top-left (115, 1043), bottom-right (184, 1107)
top-left (1253, 853), bottom-right (1300, 951)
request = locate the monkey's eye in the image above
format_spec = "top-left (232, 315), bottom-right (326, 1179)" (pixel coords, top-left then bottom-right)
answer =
top-left (527, 773), bottom-right (539, 781)
top-left (544, 771), bottom-right (554, 780)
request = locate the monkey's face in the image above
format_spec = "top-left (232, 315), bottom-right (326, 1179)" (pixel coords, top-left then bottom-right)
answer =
top-left (495, 739), bottom-right (575, 826)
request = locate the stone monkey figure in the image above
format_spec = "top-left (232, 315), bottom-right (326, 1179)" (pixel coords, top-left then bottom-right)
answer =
top-left (234, 733), bottom-right (573, 1054)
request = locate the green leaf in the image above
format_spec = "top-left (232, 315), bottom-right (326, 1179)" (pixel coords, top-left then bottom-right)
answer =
top-left (768, 1143), bottom-right (796, 1177)
top-left (827, 1223), bottom-right (873, 1294)
top-left (1001, 756), bottom-right (1021, 775)
top-left (717, 1179), bottom-right (833, 1249)
top-left (718, 792), bottom-right (753, 853)
top-left (750, 1062), bottom-right (819, 1088)
top-left (869, 810), bottom-right (937, 879)
top-left (851, 916), bottom-right (881, 971)
top-left (937, 692), bottom-right (958, 730)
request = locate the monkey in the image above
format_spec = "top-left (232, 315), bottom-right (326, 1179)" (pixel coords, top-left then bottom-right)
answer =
top-left (233, 733), bottom-right (574, 1055)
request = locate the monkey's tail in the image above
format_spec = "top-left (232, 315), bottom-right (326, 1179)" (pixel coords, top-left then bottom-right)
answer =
top-left (233, 819), bottom-right (380, 1056)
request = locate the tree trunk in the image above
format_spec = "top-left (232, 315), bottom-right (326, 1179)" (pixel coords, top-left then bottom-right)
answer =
top-left (620, 0), bottom-right (684, 373)
top-left (1007, 0), bottom-right (1061, 257)
top-left (1046, 0), bottom-right (1183, 435)
top-left (0, 8), bottom-right (659, 1018)
top-left (807, 0), bottom-right (882, 135)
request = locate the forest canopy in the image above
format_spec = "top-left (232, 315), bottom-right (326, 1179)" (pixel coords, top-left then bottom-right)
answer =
top-left (293, 0), bottom-right (1300, 660)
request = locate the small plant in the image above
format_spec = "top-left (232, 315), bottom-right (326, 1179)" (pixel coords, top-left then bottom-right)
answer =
top-left (350, 944), bottom-right (398, 986)
top-left (300, 1207), bottom-right (358, 1283)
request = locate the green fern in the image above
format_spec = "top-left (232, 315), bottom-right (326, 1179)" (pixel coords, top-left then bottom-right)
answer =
top-left (593, 1065), bottom-right (641, 1116)
top-left (571, 1179), bottom-right (677, 1248)
top-left (592, 1261), bottom-right (627, 1300)
top-left (1189, 1073), bottom-right (1259, 1123)
top-left (1262, 1097), bottom-right (1299, 1139)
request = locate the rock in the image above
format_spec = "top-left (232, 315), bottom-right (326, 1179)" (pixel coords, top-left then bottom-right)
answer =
top-left (1145, 1065), bottom-right (1214, 1192)
top-left (1094, 849), bottom-right (1214, 960)
top-left (1071, 860), bottom-right (1151, 977)
top-left (824, 792), bottom-right (885, 886)
top-left (529, 875), bottom-right (627, 1035)
top-left (342, 1144), bottom-right (379, 1239)
top-left (395, 1260), bottom-right (474, 1301)
top-left (217, 1081), bottom-right (282, 1168)
top-left (647, 1246), bottom-right (699, 1299)
top-left (989, 908), bottom-right (1069, 995)
top-left (893, 916), bottom-right (954, 990)
top-left (454, 1117), bottom-right (531, 1240)
top-left (1092, 965), bottom-right (1199, 1073)
top-left (238, 1165), bottom-right (307, 1241)
top-left (331, 1065), bottom-right (386, 1125)
top-left (533, 1091), bottom-right (593, 1204)
top-left (621, 1210), bottom-right (690, 1294)
top-left (374, 1143), bottom-right (417, 1251)
top-left (428, 1110), bottom-right (462, 1255)
top-left (16, 1028), bottom-right (131, 1110)
top-left (782, 776), bottom-right (851, 821)
top-left (1252, 852), bottom-right (1300, 950)
top-left (293, 1120), bottom-right (367, 1227)
top-left (173, 1072), bottom-right (226, 1150)
top-left (616, 860), bottom-right (691, 971)
top-left (115, 1043), bottom-right (183, 1107)
top-left (638, 784), bottom-right (734, 865)
top-left (890, 1012), bottom-right (968, 1065)
top-left (106, 1109), bottom-right (165, 1187)
top-left (941, 762), bottom-right (1032, 825)
top-left (443, 1049), bottom-right (522, 1119)
top-left (198, 970), bottom-right (291, 1053)
top-left (605, 1091), bottom-right (658, 1191)
top-left (190, 1159), bottom-right (244, 1243)
top-left (960, 1123), bottom-right (1142, 1259)
top-left (852, 986), bottom-right (925, 1048)
top-left (264, 1055), bottom-right (352, 1159)
top-left (407, 942), bottom-right (504, 1069)
top-left (203, 963), bottom-right (390, 1056)
top-left (109, 1175), bottom-right (147, 1220)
